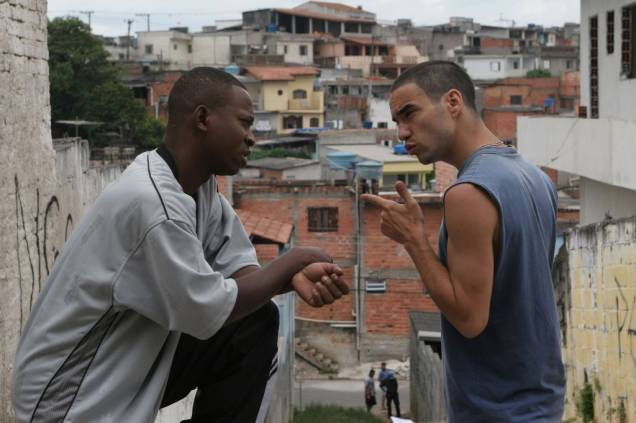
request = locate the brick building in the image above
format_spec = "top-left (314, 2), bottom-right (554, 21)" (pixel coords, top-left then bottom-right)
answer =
top-left (232, 179), bottom-right (441, 362)
top-left (480, 71), bottom-right (580, 144)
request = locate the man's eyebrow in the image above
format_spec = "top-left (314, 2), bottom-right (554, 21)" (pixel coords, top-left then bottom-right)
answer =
top-left (392, 103), bottom-right (417, 122)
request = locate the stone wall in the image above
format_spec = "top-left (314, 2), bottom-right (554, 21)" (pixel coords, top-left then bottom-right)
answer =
top-left (1, 1), bottom-right (56, 418)
top-left (556, 217), bottom-right (636, 420)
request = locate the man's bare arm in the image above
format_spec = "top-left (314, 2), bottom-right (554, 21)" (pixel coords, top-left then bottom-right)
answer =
top-left (362, 181), bottom-right (497, 338)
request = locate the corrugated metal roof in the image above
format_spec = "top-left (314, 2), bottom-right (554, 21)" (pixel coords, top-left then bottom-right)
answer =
top-left (409, 311), bottom-right (442, 333)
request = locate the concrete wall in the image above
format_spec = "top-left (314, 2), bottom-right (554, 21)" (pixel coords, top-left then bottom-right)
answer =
top-left (192, 33), bottom-right (231, 67)
top-left (581, 0), bottom-right (636, 121)
top-left (1, 2), bottom-right (55, 417)
top-left (517, 116), bottom-right (636, 204)
top-left (137, 31), bottom-right (193, 70)
top-left (555, 216), bottom-right (636, 420)
top-left (368, 98), bottom-right (395, 129)
top-left (463, 55), bottom-right (535, 80)
top-left (580, 178), bottom-right (636, 225)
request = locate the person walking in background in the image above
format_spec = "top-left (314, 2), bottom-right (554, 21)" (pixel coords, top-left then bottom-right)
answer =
top-left (379, 364), bottom-right (400, 418)
top-left (364, 369), bottom-right (377, 412)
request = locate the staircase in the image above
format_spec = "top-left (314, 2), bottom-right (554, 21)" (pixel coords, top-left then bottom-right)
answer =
top-left (294, 338), bottom-right (339, 374)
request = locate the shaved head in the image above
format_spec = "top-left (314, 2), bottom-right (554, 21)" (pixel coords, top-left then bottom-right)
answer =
top-left (167, 67), bottom-right (247, 125)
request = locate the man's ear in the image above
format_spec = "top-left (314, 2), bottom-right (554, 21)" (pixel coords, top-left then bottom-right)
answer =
top-left (194, 105), bottom-right (209, 132)
top-left (446, 89), bottom-right (464, 118)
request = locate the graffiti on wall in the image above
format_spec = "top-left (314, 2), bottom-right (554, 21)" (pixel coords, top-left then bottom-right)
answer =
top-left (614, 277), bottom-right (636, 365)
top-left (14, 175), bottom-right (73, 331)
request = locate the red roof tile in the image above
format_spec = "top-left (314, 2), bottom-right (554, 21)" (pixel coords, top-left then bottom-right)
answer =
top-left (245, 66), bottom-right (319, 81)
top-left (237, 210), bottom-right (293, 245)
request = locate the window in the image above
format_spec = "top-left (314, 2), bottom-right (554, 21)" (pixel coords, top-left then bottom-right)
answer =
top-left (543, 59), bottom-right (551, 69)
top-left (607, 10), bottom-right (615, 54)
top-left (512, 60), bottom-right (519, 69)
top-left (622, 5), bottom-right (636, 78)
top-left (283, 115), bottom-right (303, 129)
top-left (293, 89), bottom-right (307, 99)
top-left (490, 61), bottom-right (501, 72)
top-left (188, 44), bottom-right (192, 53)
top-left (299, 45), bottom-right (308, 56)
top-left (377, 122), bottom-right (388, 128)
top-left (309, 117), bottom-right (320, 127)
top-left (590, 15), bottom-right (599, 118)
top-left (277, 89), bottom-right (284, 96)
top-left (566, 59), bottom-right (573, 69)
top-left (307, 207), bottom-right (338, 232)
top-left (173, 44), bottom-right (177, 50)
top-left (284, 45), bottom-right (288, 54)
top-left (145, 44), bottom-right (153, 54)
top-left (510, 95), bottom-right (522, 105)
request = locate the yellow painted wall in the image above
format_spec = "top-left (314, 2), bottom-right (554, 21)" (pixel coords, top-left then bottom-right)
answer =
top-left (383, 162), bottom-right (433, 174)
top-left (262, 81), bottom-right (289, 111)
top-left (557, 218), bottom-right (636, 421)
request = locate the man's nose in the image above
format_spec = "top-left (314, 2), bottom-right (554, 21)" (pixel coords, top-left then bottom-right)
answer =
top-left (397, 124), bottom-right (411, 141)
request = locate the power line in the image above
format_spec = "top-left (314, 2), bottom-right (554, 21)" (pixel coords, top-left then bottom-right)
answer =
top-left (78, 10), bottom-right (94, 30)
top-left (135, 13), bottom-right (151, 31)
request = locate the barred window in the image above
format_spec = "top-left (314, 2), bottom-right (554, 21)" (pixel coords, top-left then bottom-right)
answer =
top-left (622, 5), bottom-right (636, 78)
top-left (308, 207), bottom-right (338, 232)
top-left (607, 10), bottom-right (615, 54)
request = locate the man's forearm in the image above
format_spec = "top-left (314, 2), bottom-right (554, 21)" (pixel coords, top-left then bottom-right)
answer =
top-left (226, 249), bottom-right (321, 323)
top-left (404, 239), bottom-right (472, 333)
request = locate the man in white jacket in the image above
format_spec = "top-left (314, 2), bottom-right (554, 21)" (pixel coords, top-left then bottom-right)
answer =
top-left (12, 67), bottom-right (348, 423)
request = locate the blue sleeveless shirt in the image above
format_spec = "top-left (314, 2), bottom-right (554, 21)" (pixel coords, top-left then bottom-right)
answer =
top-left (438, 146), bottom-right (565, 422)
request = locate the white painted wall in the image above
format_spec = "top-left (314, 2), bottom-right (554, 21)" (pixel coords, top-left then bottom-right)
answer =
top-left (581, 0), bottom-right (636, 121)
top-left (368, 98), bottom-right (395, 129)
top-left (192, 33), bottom-right (232, 67)
top-left (137, 31), bottom-right (193, 70)
top-left (282, 163), bottom-right (322, 180)
top-left (518, 116), bottom-right (636, 225)
top-left (463, 55), bottom-right (535, 80)
top-left (579, 177), bottom-right (636, 224)
top-left (275, 40), bottom-right (314, 65)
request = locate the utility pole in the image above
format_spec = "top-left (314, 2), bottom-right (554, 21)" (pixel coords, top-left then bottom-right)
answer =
top-left (125, 19), bottom-right (134, 60)
top-left (135, 13), bottom-right (151, 31)
top-left (79, 10), bottom-right (94, 31)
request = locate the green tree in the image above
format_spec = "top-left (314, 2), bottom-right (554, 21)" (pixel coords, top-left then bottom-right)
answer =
top-left (526, 69), bottom-right (552, 78)
top-left (48, 17), bottom-right (163, 146)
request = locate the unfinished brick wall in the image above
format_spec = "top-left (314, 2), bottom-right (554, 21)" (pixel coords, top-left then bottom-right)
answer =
top-left (234, 182), bottom-right (443, 356)
top-left (434, 161), bottom-right (458, 193)
top-left (483, 109), bottom-right (544, 141)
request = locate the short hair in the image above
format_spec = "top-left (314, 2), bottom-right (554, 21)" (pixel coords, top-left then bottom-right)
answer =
top-left (168, 67), bottom-right (246, 121)
top-left (392, 60), bottom-right (477, 112)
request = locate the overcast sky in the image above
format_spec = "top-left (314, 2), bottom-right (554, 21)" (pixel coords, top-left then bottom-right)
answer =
top-left (47, 0), bottom-right (580, 37)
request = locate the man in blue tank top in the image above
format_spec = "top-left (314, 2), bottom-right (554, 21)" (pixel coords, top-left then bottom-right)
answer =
top-left (361, 61), bottom-right (565, 422)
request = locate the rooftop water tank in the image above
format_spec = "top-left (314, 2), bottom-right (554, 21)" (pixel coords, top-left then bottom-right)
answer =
top-left (327, 152), bottom-right (356, 170)
top-left (393, 143), bottom-right (407, 155)
top-left (355, 160), bottom-right (383, 180)
top-left (224, 63), bottom-right (240, 75)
